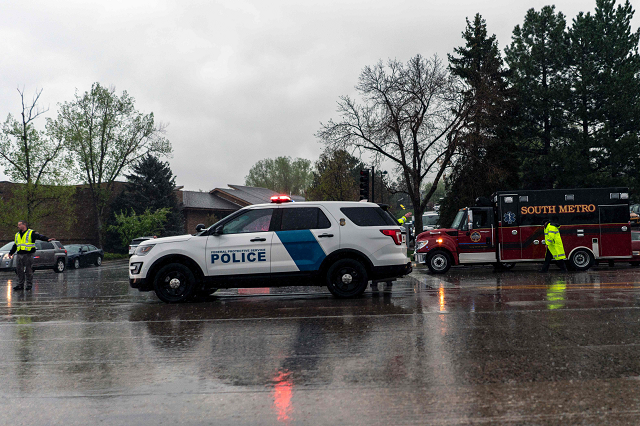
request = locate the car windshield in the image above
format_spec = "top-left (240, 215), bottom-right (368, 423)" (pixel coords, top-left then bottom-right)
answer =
top-left (423, 215), bottom-right (439, 226)
top-left (65, 245), bottom-right (82, 253)
top-left (451, 211), bottom-right (465, 229)
top-left (0, 242), bottom-right (13, 251)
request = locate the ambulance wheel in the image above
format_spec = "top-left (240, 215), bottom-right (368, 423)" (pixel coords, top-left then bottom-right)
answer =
top-left (426, 250), bottom-right (452, 274)
top-left (326, 259), bottom-right (368, 298)
top-left (569, 249), bottom-right (593, 271)
top-left (154, 263), bottom-right (196, 303)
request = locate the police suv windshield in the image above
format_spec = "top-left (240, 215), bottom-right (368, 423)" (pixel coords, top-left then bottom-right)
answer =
top-left (451, 211), bottom-right (465, 229)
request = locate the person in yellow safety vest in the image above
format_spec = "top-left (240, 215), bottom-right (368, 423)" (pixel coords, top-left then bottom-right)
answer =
top-left (540, 220), bottom-right (567, 273)
top-left (397, 212), bottom-right (412, 225)
top-left (8, 220), bottom-right (56, 291)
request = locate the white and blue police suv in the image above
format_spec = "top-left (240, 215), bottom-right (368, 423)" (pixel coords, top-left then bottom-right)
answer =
top-left (129, 196), bottom-right (412, 303)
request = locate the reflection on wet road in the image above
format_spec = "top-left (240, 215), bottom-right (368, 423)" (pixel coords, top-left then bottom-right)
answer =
top-left (3, 260), bottom-right (640, 424)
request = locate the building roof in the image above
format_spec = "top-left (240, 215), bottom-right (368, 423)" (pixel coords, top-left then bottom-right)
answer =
top-left (181, 191), bottom-right (240, 210)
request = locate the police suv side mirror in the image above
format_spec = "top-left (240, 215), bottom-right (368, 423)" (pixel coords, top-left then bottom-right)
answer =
top-left (195, 224), bottom-right (205, 233)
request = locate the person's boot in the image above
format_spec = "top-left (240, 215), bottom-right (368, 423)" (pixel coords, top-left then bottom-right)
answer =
top-left (12, 284), bottom-right (23, 291)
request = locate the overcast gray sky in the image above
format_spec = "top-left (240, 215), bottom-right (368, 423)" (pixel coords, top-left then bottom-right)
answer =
top-left (1, 0), bottom-right (638, 190)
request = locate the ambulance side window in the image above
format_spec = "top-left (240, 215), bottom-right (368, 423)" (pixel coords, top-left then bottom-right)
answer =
top-left (280, 207), bottom-right (331, 231)
top-left (222, 209), bottom-right (274, 234)
top-left (471, 208), bottom-right (490, 229)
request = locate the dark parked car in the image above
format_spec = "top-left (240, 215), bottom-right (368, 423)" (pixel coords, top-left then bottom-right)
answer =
top-left (0, 241), bottom-right (67, 273)
top-left (65, 244), bottom-right (104, 269)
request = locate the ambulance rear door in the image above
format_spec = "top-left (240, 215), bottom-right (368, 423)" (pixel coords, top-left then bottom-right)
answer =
top-left (599, 204), bottom-right (631, 258)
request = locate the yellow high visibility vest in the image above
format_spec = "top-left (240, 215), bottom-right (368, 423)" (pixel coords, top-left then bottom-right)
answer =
top-left (544, 223), bottom-right (566, 260)
top-left (14, 229), bottom-right (35, 251)
top-left (398, 216), bottom-right (407, 225)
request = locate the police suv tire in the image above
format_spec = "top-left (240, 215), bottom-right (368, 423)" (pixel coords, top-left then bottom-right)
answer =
top-left (426, 250), bottom-right (452, 274)
top-left (154, 263), bottom-right (196, 303)
top-left (569, 248), bottom-right (593, 271)
top-left (326, 259), bottom-right (368, 298)
top-left (95, 256), bottom-right (102, 266)
top-left (53, 258), bottom-right (65, 273)
top-left (73, 258), bottom-right (80, 269)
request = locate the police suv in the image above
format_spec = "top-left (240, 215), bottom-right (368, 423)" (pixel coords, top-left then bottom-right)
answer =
top-left (129, 196), bottom-right (412, 303)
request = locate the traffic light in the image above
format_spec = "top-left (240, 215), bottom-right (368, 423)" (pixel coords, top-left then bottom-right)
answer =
top-left (359, 169), bottom-right (370, 200)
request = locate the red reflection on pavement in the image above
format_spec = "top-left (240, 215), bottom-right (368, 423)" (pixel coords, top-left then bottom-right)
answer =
top-left (238, 288), bottom-right (270, 294)
top-left (272, 371), bottom-right (293, 424)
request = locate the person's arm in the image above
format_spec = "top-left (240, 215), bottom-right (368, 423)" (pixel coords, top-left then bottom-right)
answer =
top-left (33, 232), bottom-right (54, 242)
top-left (8, 243), bottom-right (16, 257)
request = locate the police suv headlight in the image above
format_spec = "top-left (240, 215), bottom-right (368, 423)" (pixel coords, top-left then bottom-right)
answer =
top-left (134, 245), bottom-right (155, 256)
top-left (130, 262), bottom-right (143, 274)
top-left (416, 241), bottom-right (428, 251)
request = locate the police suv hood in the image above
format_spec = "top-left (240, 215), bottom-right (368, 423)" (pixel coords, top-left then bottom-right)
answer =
top-left (140, 235), bottom-right (192, 245)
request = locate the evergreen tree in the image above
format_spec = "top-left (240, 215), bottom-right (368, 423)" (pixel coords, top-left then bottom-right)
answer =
top-left (562, 0), bottom-right (640, 190)
top-left (108, 154), bottom-right (183, 244)
top-left (505, 6), bottom-right (568, 189)
top-left (441, 14), bottom-right (518, 226)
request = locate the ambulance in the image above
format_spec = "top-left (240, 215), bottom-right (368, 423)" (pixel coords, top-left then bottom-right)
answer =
top-left (415, 188), bottom-right (632, 273)
top-left (129, 196), bottom-right (412, 303)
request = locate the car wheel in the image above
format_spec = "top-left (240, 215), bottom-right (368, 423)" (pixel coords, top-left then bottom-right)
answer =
top-left (569, 248), bottom-right (593, 271)
top-left (73, 258), bottom-right (80, 269)
top-left (426, 250), bottom-right (452, 274)
top-left (95, 256), bottom-right (102, 266)
top-left (326, 259), bottom-right (368, 298)
top-left (153, 263), bottom-right (196, 303)
top-left (53, 258), bottom-right (65, 273)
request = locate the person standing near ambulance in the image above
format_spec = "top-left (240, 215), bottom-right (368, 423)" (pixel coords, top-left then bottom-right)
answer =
top-left (8, 220), bottom-right (55, 291)
top-left (540, 219), bottom-right (567, 272)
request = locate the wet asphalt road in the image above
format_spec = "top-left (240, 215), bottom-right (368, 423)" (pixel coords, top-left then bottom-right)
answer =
top-left (3, 261), bottom-right (640, 424)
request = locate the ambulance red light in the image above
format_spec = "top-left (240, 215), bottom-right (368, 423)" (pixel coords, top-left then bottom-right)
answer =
top-left (270, 195), bottom-right (292, 203)
top-left (380, 229), bottom-right (403, 245)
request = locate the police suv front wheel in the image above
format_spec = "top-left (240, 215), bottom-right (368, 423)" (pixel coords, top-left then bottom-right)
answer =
top-left (153, 263), bottom-right (196, 303)
top-left (326, 259), bottom-right (368, 298)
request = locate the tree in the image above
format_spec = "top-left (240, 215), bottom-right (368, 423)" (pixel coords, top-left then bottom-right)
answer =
top-left (505, 6), bottom-right (568, 189)
top-left (108, 208), bottom-right (170, 250)
top-left (0, 88), bottom-right (74, 229)
top-left (245, 156), bottom-right (313, 195)
top-left (440, 14), bottom-right (518, 226)
top-left (317, 54), bottom-right (467, 232)
top-left (121, 154), bottom-right (183, 236)
top-left (561, 0), bottom-right (640, 190)
top-left (306, 148), bottom-right (364, 201)
top-left (48, 83), bottom-right (171, 246)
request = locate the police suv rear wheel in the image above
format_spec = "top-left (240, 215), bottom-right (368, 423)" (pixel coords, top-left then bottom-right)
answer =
top-left (326, 259), bottom-right (368, 298)
top-left (569, 249), bottom-right (593, 271)
top-left (154, 263), bottom-right (196, 303)
top-left (426, 250), bottom-right (452, 274)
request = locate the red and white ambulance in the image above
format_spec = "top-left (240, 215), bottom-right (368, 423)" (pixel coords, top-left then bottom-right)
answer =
top-left (415, 188), bottom-right (632, 273)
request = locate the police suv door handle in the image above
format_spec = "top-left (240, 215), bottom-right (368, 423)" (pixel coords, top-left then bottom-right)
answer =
top-left (317, 233), bottom-right (334, 238)
top-left (250, 237), bottom-right (267, 242)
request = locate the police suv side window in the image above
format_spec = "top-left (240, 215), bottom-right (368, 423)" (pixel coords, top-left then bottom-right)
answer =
top-left (223, 209), bottom-right (274, 234)
top-left (340, 207), bottom-right (397, 226)
top-left (280, 207), bottom-right (331, 231)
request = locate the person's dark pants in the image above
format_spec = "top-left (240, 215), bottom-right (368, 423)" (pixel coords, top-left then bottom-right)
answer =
top-left (541, 249), bottom-right (567, 272)
top-left (16, 253), bottom-right (34, 289)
